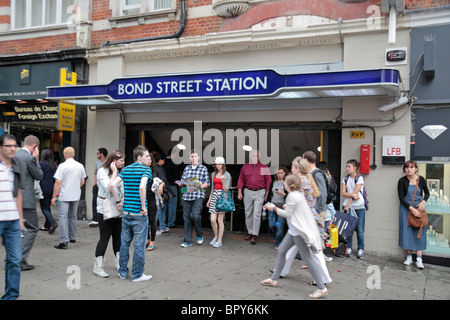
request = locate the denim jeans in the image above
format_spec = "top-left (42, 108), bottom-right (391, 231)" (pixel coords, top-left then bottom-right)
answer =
top-left (268, 214), bottom-right (286, 247)
top-left (39, 194), bottom-right (57, 227)
top-left (347, 208), bottom-right (366, 250)
top-left (159, 185), bottom-right (178, 229)
top-left (0, 220), bottom-right (22, 300)
top-left (119, 214), bottom-right (148, 280)
top-left (182, 198), bottom-right (204, 244)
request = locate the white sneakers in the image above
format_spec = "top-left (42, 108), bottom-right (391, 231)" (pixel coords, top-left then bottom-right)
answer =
top-left (404, 255), bottom-right (425, 269)
top-left (132, 274), bottom-right (153, 282)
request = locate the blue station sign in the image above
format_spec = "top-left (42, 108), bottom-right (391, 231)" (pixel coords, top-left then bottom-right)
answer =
top-left (47, 68), bottom-right (400, 102)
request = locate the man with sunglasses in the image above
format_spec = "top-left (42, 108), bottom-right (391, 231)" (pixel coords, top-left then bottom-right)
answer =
top-left (14, 135), bottom-right (43, 271)
top-left (0, 134), bottom-right (24, 299)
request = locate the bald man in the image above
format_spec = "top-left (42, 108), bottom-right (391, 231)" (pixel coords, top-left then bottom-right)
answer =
top-left (51, 147), bottom-right (86, 249)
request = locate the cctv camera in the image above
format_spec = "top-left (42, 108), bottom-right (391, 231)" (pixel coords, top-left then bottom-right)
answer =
top-left (377, 95), bottom-right (409, 112)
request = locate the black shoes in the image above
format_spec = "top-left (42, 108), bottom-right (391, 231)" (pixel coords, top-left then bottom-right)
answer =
top-left (20, 260), bottom-right (34, 271)
top-left (54, 242), bottom-right (68, 249)
top-left (49, 224), bottom-right (58, 234)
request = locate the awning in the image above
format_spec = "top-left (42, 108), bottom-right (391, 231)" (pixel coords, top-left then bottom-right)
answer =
top-left (46, 68), bottom-right (401, 109)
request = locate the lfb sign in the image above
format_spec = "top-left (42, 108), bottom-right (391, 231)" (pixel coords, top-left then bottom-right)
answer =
top-left (382, 135), bottom-right (406, 164)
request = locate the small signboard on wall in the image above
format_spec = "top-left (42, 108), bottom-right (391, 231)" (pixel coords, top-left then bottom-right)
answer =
top-left (382, 135), bottom-right (406, 164)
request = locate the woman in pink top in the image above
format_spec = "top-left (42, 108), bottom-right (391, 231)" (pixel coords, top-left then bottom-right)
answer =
top-left (207, 157), bottom-right (231, 247)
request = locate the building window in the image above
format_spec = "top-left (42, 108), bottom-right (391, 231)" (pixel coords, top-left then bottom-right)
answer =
top-left (418, 163), bottom-right (450, 257)
top-left (12, 0), bottom-right (74, 30)
top-left (119, 0), bottom-right (173, 16)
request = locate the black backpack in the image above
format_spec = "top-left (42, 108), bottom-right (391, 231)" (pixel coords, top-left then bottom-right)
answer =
top-left (312, 169), bottom-right (336, 205)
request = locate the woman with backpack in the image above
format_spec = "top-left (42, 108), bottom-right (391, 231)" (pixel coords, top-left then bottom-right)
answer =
top-left (341, 159), bottom-right (366, 258)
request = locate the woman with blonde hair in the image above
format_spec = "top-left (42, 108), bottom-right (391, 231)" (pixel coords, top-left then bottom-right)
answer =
top-left (262, 174), bottom-right (331, 298)
top-left (273, 156), bottom-right (328, 279)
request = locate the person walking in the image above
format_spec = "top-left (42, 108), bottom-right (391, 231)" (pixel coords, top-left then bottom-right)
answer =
top-left (146, 152), bottom-right (165, 251)
top-left (51, 147), bottom-right (87, 249)
top-left (89, 148), bottom-right (108, 227)
top-left (341, 159), bottom-right (366, 258)
top-left (267, 166), bottom-right (288, 249)
top-left (262, 174), bottom-right (331, 299)
top-left (14, 135), bottom-right (43, 270)
top-left (180, 149), bottom-right (210, 247)
top-left (162, 148), bottom-right (181, 230)
top-left (93, 150), bottom-right (125, 277)
top-left (111, 145), bottom-right (153, 282)
top-left (206, 156), bottom-right (231, 248)
top-left (38, 149), bottom-right (58, 234)
top-left (237, 149), bottom-right (272, 244)
top-left (303, 151), bottom-right (328, 232)
top-left (0, 134), bottom-right (24, 300)
top-left (397, 160), bottom-right (429, 268)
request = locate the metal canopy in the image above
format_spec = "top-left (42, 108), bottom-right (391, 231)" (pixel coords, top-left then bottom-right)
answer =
top-left (46, 67), bottom-right (401, 111)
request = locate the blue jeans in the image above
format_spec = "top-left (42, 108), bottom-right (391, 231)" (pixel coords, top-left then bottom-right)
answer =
top-left (119, 214), bottom-right (148, 280)
top-left (268, 214), bottom-right (286, 247)
top-left (0, 220), bottom-right (22, 300)
top-left (182, 198), bottom-right (204, 244)
top-left (39, 195), bottom-right (57, 227)
top-left (159, 185), bottom-right (178, 229)
top-left (347, 208), bottom-right (366, 250)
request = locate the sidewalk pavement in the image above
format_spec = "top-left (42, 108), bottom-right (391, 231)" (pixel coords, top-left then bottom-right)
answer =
top-left (1, 214), bottom-right (449, 302)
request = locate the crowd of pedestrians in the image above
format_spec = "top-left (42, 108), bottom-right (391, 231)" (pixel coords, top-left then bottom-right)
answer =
top-left (0, 134), bottom-right (429, 300)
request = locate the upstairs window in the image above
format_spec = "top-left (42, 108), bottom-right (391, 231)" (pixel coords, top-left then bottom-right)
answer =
top-left (119, 0), bottom-right (173, 16)
top-left (12, 0), bottom-right (74, 30)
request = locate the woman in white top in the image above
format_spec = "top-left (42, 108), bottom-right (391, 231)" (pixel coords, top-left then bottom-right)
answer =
top-left (341, 159), bottom-right (366, 258)
top-left (262, 174), bottom-right (332, 299)
top-left (93, 150), bottom-right (125, 278)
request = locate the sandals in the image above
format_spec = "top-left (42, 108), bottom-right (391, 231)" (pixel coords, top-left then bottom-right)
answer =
top-left (146, 241), bottom-right (155, 251)
top-left (261, 278), bottom-right (277, 287)
top-left (308, 287), bottom-right (328, 299)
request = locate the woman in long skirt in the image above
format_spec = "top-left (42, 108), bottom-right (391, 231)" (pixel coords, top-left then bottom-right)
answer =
top-left (397, 160), bottom-right (429, 269)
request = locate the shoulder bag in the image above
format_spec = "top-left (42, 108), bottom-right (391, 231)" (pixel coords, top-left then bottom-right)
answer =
top-left (215, 190), bottom-right (235, 212)
top-left (407, 176), bottom-right (428, 238)
top-left (102, 194), bottom-right (123, 220)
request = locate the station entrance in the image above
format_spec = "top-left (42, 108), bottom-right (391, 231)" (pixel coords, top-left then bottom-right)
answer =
top-left (125, 122), bottom-right (341, 235)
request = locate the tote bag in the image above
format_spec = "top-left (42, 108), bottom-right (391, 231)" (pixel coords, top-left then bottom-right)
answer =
top-left (331, 210), bottom-right (359, 243)
top-left (102, 195), bottom-right (122, 220)
top-left (215, 190), bottom-right (235, 212)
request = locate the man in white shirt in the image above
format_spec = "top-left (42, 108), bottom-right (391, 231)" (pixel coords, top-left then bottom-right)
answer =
top-left (0, 134), bottom-right (24, 300)
top-left (51, 147), bottom-right (86, 249)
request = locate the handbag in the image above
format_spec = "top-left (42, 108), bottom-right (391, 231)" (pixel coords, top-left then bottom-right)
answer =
top-left (331, 210), bottom-right (359, 243)
top-left (215, 190), bottom-right (235, 212)
top-left (407, 176), bottom-right (428, 238)
top-left (102, 194), bottom-right (122, 220)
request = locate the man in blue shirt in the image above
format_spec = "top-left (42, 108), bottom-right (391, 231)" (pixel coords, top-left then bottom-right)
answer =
top-left (180, 150), bottom-right (210, 247)
top-left (111, 145), bottom-right (152, 282)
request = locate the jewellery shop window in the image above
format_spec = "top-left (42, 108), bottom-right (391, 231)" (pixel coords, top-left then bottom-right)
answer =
top-left (417, 163), bottom-right (450, 256)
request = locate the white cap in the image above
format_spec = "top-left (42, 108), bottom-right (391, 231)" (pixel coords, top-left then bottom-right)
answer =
top-left (214, 156), bottom-right (225, 164)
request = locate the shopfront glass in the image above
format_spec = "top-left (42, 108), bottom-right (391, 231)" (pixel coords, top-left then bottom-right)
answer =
top-left (418, 163), bottom-right (450, 256)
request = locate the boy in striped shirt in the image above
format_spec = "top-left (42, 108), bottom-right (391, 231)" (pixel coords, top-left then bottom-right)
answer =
top-left (111, 145), bottom-right (152, 282)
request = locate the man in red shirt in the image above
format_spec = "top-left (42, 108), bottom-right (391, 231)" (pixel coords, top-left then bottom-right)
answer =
top-left (237, 150), bottom-right (272, 244)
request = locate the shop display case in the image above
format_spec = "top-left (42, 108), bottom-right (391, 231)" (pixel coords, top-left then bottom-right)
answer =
top-left (418, 163), bottom-right (450, 256)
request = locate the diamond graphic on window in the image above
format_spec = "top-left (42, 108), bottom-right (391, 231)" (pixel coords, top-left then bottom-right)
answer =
top-left (421, 125), bottom-right (447, 140)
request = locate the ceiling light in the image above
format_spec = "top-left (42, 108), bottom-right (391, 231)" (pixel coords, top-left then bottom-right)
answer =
top-left (176, 143), bottom-right (186, 150)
